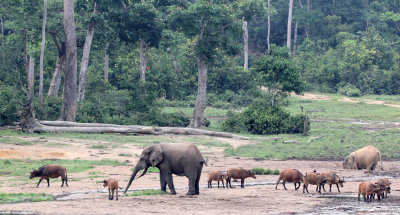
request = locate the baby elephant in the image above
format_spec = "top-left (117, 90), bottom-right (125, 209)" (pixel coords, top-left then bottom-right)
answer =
top-left (226, 168), bottom-right (256, 188)
top-left (275, 169), bottom-right (304, 190)
top-left (29, 165), bottom-right (68, 187)
top-left (103, 178), bottom-right (119, 201)
top-left (207, 171), bottom-right (228, 188)
top-left (303, 172), bottom-right (327, 194)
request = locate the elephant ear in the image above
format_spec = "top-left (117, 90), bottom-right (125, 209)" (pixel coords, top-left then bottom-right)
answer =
top-left (150, 144), bottom-right (163, 167)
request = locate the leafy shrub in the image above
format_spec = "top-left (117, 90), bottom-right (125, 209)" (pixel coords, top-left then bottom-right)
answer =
top-left (221, 111), bottom-right (246, 133)
top-left (265, 168), bottom-right (273, 175)
top-left (222, 102), bottom-right (309, 135)
top-left (338, 84), bottom-right (361, 97)
top-left (0, 86), bottom-right (21, 126)
top-left (149, 111), bottom-right (190, 127)
top-left (273, 170), bottom-right (280, 175)
top-left (252, 167), bottom-right (266, 175)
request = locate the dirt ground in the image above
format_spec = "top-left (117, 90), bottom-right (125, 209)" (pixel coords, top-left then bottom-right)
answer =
top-left (0, 135), bottom-right (399, 215)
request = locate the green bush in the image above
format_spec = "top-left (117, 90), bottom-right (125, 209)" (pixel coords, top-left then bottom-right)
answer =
top-left (221, 111), bottom-right (247, 133)
top-left (273, 169), bottom-right (280, 175)
top-left (222, 102), bottom-right (309, 135)
top-left (0, 86), bottom-right (21, 126)
top-left (265, 168), bottom-right (273, 175)
top-left (338, 84), bottom-right (362, 97)
top-left (252, 167), bottom-right (266, 175)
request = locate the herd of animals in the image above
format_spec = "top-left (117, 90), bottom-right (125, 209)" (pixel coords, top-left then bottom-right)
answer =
top-left (27, 143), bottom-right (393, 203)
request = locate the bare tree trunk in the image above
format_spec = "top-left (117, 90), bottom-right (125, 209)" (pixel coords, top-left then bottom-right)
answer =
top-left (1, 16), bottom-right (4, 61)
top-left (167, 47), bottom-right (180, 74)
top-left (28, 57), bottom-right (35, 100)
top-left (305, 0), bottom-right (310, 38)
top-left (24, 30), bottom-right (29, 84)
top-left (287, 0), bottom-right (294, 54)
top-left (267, 0), bottom-right (271, 51)
top-left (60, 0), bottom-right (78, 121)
top-left (243, 20), bottom-right (248, 69)
top-left (47, 31), bottom-right (65, 97)
top-left (293, 22), bottom-right (298, 56)
top-left (47, 54), bottom-right (65, 97)
top-left (139, 39), bottom-right (148, 82)
top-left (77, 3), bottom-right (96, 101)
top-left (189, 55), bottom-right (208, 128)
top-left (77, 21), bottom-right (95, 101)
top-left (104, 42), bottom-right (109, 82)
top-left (38, 0), bottom-right (48, 117)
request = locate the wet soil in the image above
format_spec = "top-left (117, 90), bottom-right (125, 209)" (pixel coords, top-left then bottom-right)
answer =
top-left (0, 135), bottom-right (399, 215)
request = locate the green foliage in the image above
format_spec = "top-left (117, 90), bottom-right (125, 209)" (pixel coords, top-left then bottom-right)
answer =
top-left (221, 111), bottom-right (246, 133)
top-left (251, 167), bottom-right (279, 175)
top-left (0, 86), bottom-right (21, 126)
top-left (0, 193), bottom-right (54, 204)
top-left (338, 84), bottom-right (362, 97)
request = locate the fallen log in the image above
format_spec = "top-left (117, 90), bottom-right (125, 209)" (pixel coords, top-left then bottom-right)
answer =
top-left (29, 121), bottom-right (250, 140)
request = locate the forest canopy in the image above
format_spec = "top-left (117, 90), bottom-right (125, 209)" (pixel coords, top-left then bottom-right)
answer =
top-left (1, 0), bottom-right (400, 129)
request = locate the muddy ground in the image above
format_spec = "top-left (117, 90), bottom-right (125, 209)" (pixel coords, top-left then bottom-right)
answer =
top-left (0, 134), bottom-right (399, 215)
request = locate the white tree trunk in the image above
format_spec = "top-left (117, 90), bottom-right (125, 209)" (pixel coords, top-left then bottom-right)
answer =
top-left (28, 57), bottom-right (35, 98)
top-left (243, 20), bottom-right (248, 69)
top-left (287, 0), bottom-right (294, 54)
top-left (38, 0), bottom-right (47, 114)
top-left (139, 39), bottom-right (148, 82)
top-left (32, 121), bottom-right (250, 139)
top-left (293, 22), bottom-right (298, 56)
top-left (47, 54), bottom-right (64, 97)
top-left (1, 16), bottom-right (4, 61)
top-left (189, 56), bottom-right (208, 128)
top-left (104, 43), bottom-right (109, 82)
top-left (77, 21), bottom-right (95, 101)
top-left (267, 0), bottom-right (271, 51)
top-left (60, 0), bottom-right (78, 121)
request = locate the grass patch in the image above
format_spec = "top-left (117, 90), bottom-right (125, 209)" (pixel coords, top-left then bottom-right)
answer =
top-left (252, 167), bottom-right (280, 175)
top-left (0, 193), bottom-right (53, 204)
top-left (226, 122), bottom-right (400, 160)
top-left (0, 136), bottom-right (34, 145)
top-left (133, 167), bottom-right (160, 173)
top-left (286, 96), bottom-right (400, 122)
top-left (118, 153), bottom-right (133, 157)
top-left (89, 143), bottom-right (109, 150)
top-left (0, 159), bottom-right (126, 178)
top-left (185, 137), bottom-right (232, 148)
top-left (125, 189), bottom-right (167, 196)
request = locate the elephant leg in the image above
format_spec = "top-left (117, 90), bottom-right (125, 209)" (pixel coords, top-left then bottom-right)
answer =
top-left (159, 172), bottom-right (167, 192)
top-left (164, 173), bottom-right (176, 195)
top-left (195, 168), bottom-right (202, 195)
top-left (186, 173), bottom-right (197, 195)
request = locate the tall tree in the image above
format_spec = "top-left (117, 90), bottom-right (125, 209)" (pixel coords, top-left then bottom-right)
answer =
top-left (243, 20), bottom-right (248, 69)
top-left (104, 42), bottom-right (109, 82)
top-left (38, 0), bottom-right (48, 116)
top-left (171, 0), bottom-right (241, 128)
top-left (59, 0), bottom-right (77, 121)
top-left (47, 30), bottom-right (65, 98)
top-left (287, 0), bottom-right (294, 54)
top-left (77, 2), bottom-right (97, 101)
top-left (267, 0), bottom-right (271, 51)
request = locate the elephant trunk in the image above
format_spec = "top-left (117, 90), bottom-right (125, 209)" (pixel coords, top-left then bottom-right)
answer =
top-left (136, 167), bottom-right (148, 180)
top-left (124, 165), bottom-right (141, 194)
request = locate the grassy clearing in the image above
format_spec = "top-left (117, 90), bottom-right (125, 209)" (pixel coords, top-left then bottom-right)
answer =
top-left (0, 159), bottom-right (126, 178)
top-left (0, 193), bottom-right (53, 204)
top-left (125, 189), bottom-right (167, 196)
top-left (0, 130), bottom-right (176, 146)
top-left (185, 137), bottom-right (232, 148)
top-left (0, 136), bottom-right (35, 145)
top-left (286, 96), bottom-right (400, 122)
top-left (226, 122), bottom-right (400, 160)
top-left (162, 107), bottom-right (228, 117)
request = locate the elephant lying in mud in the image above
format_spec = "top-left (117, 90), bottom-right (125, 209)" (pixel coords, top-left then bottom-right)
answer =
top-left (124, 143), bottom-right (207, 195)
top-left (343, 145), bottom-right (383, 172)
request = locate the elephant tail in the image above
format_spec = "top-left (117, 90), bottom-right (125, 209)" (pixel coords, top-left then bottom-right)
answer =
top-left (379, 151), bottom-right (384, 171)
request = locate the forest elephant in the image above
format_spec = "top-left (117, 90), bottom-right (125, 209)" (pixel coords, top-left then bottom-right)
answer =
top-left (124, 143), bottom-right (207, 195)
top-left (342, 145), bottom-right (383, 172)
